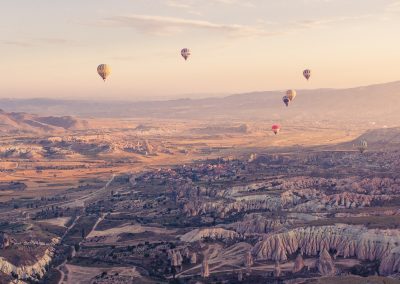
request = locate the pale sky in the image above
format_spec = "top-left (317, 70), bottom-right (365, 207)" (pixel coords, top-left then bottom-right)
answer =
top-left (1, 0), bottom-right (399, 100)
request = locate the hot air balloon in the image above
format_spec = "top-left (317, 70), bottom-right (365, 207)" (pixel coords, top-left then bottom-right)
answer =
top-left (356, 140), bottom-right (368, 153)
top-left (181, 48), bottom-right (191, 61)
top-left (303, 69), bottom-right (311, 81)
top-left (272, 124), bottom-right (280, 135)
top-left (282, 95), bottom-right (290, 107)
top-left (97, 64), bottom-right (111, 82)
top-left (286, 89), bottom-right (297, 101)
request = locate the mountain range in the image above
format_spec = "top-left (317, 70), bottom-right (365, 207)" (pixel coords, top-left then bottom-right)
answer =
top-left (0, 81), bottom-right (399, 123)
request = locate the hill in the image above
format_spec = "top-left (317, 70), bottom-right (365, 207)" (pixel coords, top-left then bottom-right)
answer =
top-left (0, 109), bottom-right (88, 135)
top-left (0, 81), bottom-right (399, 124)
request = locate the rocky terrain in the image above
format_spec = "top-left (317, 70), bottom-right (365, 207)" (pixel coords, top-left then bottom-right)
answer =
top-left (0, 247), bottom-right (54, 281)
top-left (1, 121), bottom-right (400, 283)
top-left (253, 225), bottom-right (400, 275)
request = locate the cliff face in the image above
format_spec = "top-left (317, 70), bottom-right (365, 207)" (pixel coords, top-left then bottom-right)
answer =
top-left (252, 225), bottom-right (400, 275)
top-left (0, 247), bottom-right (54, 280)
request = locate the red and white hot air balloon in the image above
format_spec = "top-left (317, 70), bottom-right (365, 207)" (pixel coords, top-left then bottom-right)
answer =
top-left (181, 48), bottom-right (191, 61)
top-left (272, 124), bottom-right (281, 135)
top-left (303, 69), bottom-right (311, 81)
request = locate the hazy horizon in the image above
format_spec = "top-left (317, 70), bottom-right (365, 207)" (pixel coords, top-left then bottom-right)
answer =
top-left (0, 79), bottom-right (399, 103)
top-left (1, 0), bottom-right (400, 100)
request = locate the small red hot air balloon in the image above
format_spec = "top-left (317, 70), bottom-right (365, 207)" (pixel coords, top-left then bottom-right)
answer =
top-left (272, 124), bottom-right (281, 135)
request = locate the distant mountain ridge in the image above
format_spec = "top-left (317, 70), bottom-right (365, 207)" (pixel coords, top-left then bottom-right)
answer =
top-left (0, 109), bottom-right (88, 134)
top-left (0, 81), bottom-right (399, 122)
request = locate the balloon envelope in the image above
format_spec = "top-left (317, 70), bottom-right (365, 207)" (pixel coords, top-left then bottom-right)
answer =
top-left (181, 48), bottom-right (191, 61)
top-left (303, 69), bottom-right (311, 80)
top-left (282, 96), bottom-right (290, 107)
top-left (286, 90), bottom-right (297, 101)
top-left (272, 125), bottom-right (280, 135)
top-left (97, 64), bottom-right (111, 81)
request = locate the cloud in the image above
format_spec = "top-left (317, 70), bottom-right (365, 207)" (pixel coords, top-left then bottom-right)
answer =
top-left (386, 0), bottom-right (400, 12)
top-left (165, 0), bottom-right (193, 9)
top-left (0, 40), bottom-right (32, 48)
top-left (164, 0), bottom-right (256, 13)
top-left (294, 14), bottom-right (374, 29)
top-left (37, 38), bottom-right (74, 45)
top-left (208, 0), bottom-right (256, 7)
top-left (0, 38), bottom-right (75, 48)
top-left (100, 14), bottom-right (273, 37)
top-left (164, 0), bottom-right (203, 15)
top-left (97, 11), bottom-right (377, 39)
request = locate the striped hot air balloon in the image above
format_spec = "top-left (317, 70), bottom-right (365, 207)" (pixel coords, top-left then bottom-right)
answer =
top-left (181, 48), bottom-right (191, 61)
top-left (303, 69), bottom-right (311, 81)
top-left (286, 89), bottom-right (297, 102)
top-left (97, 64), bottom-right (111, 82)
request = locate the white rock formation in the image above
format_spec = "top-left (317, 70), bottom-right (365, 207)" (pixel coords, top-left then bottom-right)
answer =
top-left (273, 261), bottom-right (281, 277)
top-left (245, 251), bottom-right (253, 269)
top-left (252, 225), bottom-right (400, 275)
top-left (0, 247), bottom-right (54, 280)
top-left (201, 258), bottom-right (210, 278)
top-left (168, 249), bottom-right (183, 267)
top-left (227, 214), bottom-right (293, 235)
top-left (183, 196), bottom-right (281, 218)
top-left (190, 252), bottom-right (197, 264)
top-left (316, 249), bottom-right (336, 276)
top-left (292, 253), bottom-right (305, 273)
top-left (180, 228), bottom-right (239, 243)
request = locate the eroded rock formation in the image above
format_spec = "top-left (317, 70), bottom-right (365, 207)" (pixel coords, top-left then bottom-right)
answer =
top-left (168, 249), bottom-right (183, 267)
top-left (190, 252), bottom-right (197, 264)
top-left (273, 261), bottom-right (281, 277)
top-left (292, 253), bottom-right (305, 273)
top-left (201, 258), bottom-right (210, 278)
top-left (0, 246), bottom-right (54, 280)
top-left (0, 233), bottom-right (11, 249)
top-left (181, 228), bottom-right (239, 243)
top-left (316, 249), bottom-right (336, 276)
top-left (252, 225), bottom-right (400, 275)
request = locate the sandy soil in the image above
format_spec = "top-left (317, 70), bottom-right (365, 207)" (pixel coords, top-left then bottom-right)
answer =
top-left (87, 224), bottom-right (176, 239)
top-left (38, 217), bottom-right (71, 227)
top-left (63, 264), bottom-right (141, 284)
